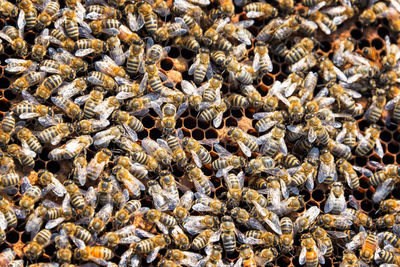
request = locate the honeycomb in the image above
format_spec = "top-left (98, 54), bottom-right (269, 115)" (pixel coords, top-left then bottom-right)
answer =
top-left (0, 0), bottom-right (399, 266)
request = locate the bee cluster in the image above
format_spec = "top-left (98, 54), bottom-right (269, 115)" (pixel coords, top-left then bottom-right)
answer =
top-left (0, 0), bottom-right (399, 265)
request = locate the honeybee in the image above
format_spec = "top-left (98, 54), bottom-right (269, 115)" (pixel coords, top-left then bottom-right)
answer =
top-left (54, 230), bottom-right (73, 263)
top-left (316, 149), bottom-right (337, 184)
top-left (48, 135), bottom-right (92, 161)
top-left (5, 58), bottom-right (37, 74)
top-left (175, 35), bottom-right (200, 52)
top-left (259, 123), bottom-right (288, 158)
top-left (317, 214), bottom-right (353, 230)
top-left (294, 206), bottom-right (320, 233)
top-left (118, 24), bottom-right (142, 45)
top-left (43, 196), bottom-right (74, 230)
top-left (74, 38), bottom-right (107, 57)
top-left (191, 229), bottom-right (218, 251)
top-left (198, 96), bottom-right (229, 128)
top-left (36, 123), bottom-right (74, 146)
top-left (299, 233), bottom-right (325, 267)
top-left (182, 214), bottom-right (218, 235)
top-left (0, 24), bottom-right (28, 56)
top-left (252, 41), bottom-right (273, 74)
top-left (73, 238), bottom-right (114, 266)
top-left (336, 119), bottom-right (362, 149)
top-left (114, 199), bottom-right (143, 227)
top-left (328, 83), bottom-right (361, 114)
top-left (11, 72), bottom-right (46, 93)
top-left (132, 234), bottom-right (171, 263)
top-left (40, 58), bottom-right (76, 81)
top-left (154, 21), bottom-right (187, 42)
top-left (37, 170), bottom-right (66, 198)
top-left (179, 137), bottom-right (211, 168)
top-left (355, 124), bottom-right (384, 158)
top-left (34, 74), bottom-right (64, 101)
top-left (186, 48), bottom-right (212, 84)
top-left (86, 148), bottom-right (112, 181)
top-left (244, 2), bottom-right (277, 18)
top-left (193, 192), bottom-right (225, 215)
top-left (253, 110), bottom-right (288, 133)
top-left (86, 4), bottom-right (120, 20)
top-left (216, 18), bottom-right (254, 46)
top-left (50, 96), bottom-right (81, 120)
top-left (363, 88), bottom-right (387, 123)
top-left (17, 0), bottom-right (37, 29)
top-left (140, 138), bottom-right (173, 166)
top-left (24, 229), bottom-right (52, 260)
top-left (342, 206), bottom-right (373, 229)
top-left (173, 190), bottom-right (194, 223)
top-left (212, 145), bottom-right (245, 178)
top-left (88, 203), bottom-right (113, 234)
top-left (251, 201), bottom-right (281, 235)
top-left (49, 48), bottom-right (88, 73)
top-left (324, 182), bottom-right (346, 214)
top-left (89, 19), bottom-right (121, 36)
top-left (7, 144), bottom-right (35, 168)
top-left (285, 38), bottom-right (314, 64)
top-left (152, 102), bottom-right (188, 135)
top-left (71, 155), bottom-right (87, 186)
top-left (25, 203), bottom-right (47, 237)
top-left (112, 166), bottom-right (145, 198)
top-left (226, 127), bottom-right (258, 157)
top-left (277, 217), bottom-right (294, 253)
top-left (359, 2), bottom-right (395, 25)
top-left (235, 244), bottom-right (257, 267)
top-left (225, 57), bottom-right (253, 85)
top-left (358, 232), bottom-right (379, 264)
top-left (15, 127), bottom-right (42, 155)
top-left (61, 222), bottom-right (92, 244)
top-left (75, 119), bottom-right (110, 136)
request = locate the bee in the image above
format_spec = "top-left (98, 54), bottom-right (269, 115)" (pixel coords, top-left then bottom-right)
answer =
top-left (244, 229), bottom-right (279, 247)
top-left (342, 207), bottom-right (373, 229)
top-left (126, 2), bottom-right (158, 35)
top-left (318, 214), bottom-right (353, 230)
top-left (379, 231), bottom-right (400, 250)
top-left (324, 182), bottom-right (346, 214)
top-left (332, 38), bottom-right (356, 67)
top-left (16, 127), bottom-right (42, 155)
top-left (376, 213), bottom-right (400, 229)
top-left (328, 83), bottom-right (360, 114)
top-left (86, 148), bottom-right (112, 181)
top-left (166, 249), bottom-right (202, 266)
top-left (0, 249), bottom-right (16, 266)
top-left (309, 10), bottom-right (339, 35)
top-left (231, 207), bottom-right (266, 231)
top-left (7, 144), bottom-right (35, 168)
top-left (327, 139), bottom-right (352, 159)
top-left (216, 18), bottom-right (254, 46)
top-left (130, 234), bottom-right (171, 264)
top-left (37, 170), bottom-right (66, 198)
top-left (1, 112), bottom-right (15, 134)
top-left (141, 59), bottom-right (173, 94)
top-left (17, 0), bottom-right (37, 29)
top-left (86, 5), bottom-right (120, 20)
top-left (379, 199), bottom-right (400, 213)
top-left (141, 138), bottom-right (173, 166)
top-left (279, 217), bottom-right (294, 253)
top-left (294, 206), bottom-right (320, 233)
top-left (175, 14), bottom-right (202, 38)
top-left (43, 197), bottom-right (74, 230)
top-left (165, 130), bottom-right (188, 167)
top-left (24, 229), bottom-right (52, 260)
top-left (299, 233), bottom-right (325, 267)
top-left (359, 232), bottom-right (379, 263)
top-left (191, 229), bottom-right (218, 250)
top-left (48, 135), bottom-right (92, 160)
top-left (5, 58), bottom-right (38, 74)
top-left (225, 57), bottom-right (253, 85)
top-left (359, 2), bottom-right (395, 25)
top-left (187, 48), bottom-right (212, 85)
top-left (312, 226), bottom-right (333, 257)
top-left (51, 96), bottom-right (82, 120)
top-left (199, 74), bottom-right (223, 104)
top-left (55, 230), bottom-right (72, 263)
top-left (377, 249), bottom-right (400, 265)
top-left (226, 127), bottom-right (258, 157)
top-left (61, 222), bottom-right (92, 244)
top-left (316, 149), bottom-right (337, 185)
top-left (49, 48), bottom-right (88, 73)
top-left (55, 8), bottom-right (88, 41)
top-left (115, 156), bottom-right (148, 180)
top-left (34, 74), bottom-right (64, 101)
top-left (36, 0), bottom-right (60, 28)
top-left (147, 180), bottom-right (168, 211)
top-left (154, 21), bottom-right (187, 42)
top-left (236, 244), bottom-right (257, 267)
top-left (355, 124), bottom-right (384, 158)
top-left (114, 199), bottom-right (142, 227)
top-left (186, 164), bottom-right (214, 196)
top-left (336, 119), bottom-right (362, 149)
top-left (111, 111), bottom-right (144, 134)
top-left (124, 40), bottom-right (145, 76)
top-left (251, 201), bottom-right (282, 235)
top-left (285, 38), bottom-right (314, 65)
top-left (36, 123), bottom-right (74, 146)
top-left (252, 41), bottom-right (273, 74)
top-left (180, 137), bottom-right (211, 168)
top-left (198, 244), bottom-right (223, 267)
top-left (112, 166), bottom-right (145, 198)
top-left (152, 102), bottom-right (188, 135)
top-left (145, 209), bottom-right (177, 234)
top-left (117, 25), bottom-right (141, 45)
top-left (158, 170), bottom-right (180, 210)
top-left (339, 249), bottom-right (360, 267)
top-left (88, 203), bottom-right (113, 234)
top-left (0, 25), bottom-right (28, 56)
top-left (364, 88), bottom-right (386, 123)
top-left (173, 190), bottom-right (194, 224)
top-left (175, 35), bottom-right (200, 52)
top-left (96, 55), bottom-right (128, 80)
top-left (89, 19), bottom-right (121, 35)
top-left (11, 72), bottom-right (46, 92)
top-left (74, 38), bottom-right (107, 57)
top-left (193, 192), bottom-right (225, 215)
top-left (49, 28), bottom-right (75, 52)
top-left (258, 123), bottom-right (288, 158)
top-left (73, 239), bottom-right (114, 266)
top-left (244, 2), bottom-right (277, 18)
top-left (75, 119), bottom-right (110, 136)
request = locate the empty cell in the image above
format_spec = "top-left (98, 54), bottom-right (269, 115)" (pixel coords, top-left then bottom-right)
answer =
top-left (360, 177), bottom-right (370, 189)
top-left (168, 47), bottom-right (180, 58)
top-left (358, 39), bottom-right (370, 50)
top-left (231, 109), bottom-right (243, 118)
top-left (371, 38), bottom-right (383, 50)
top-left (184, 116), bottom-right (196, 129)
top-left (205, 129), bottom-right (218, 139)
top-left (47, 161), bottom-right (60, 173)
top-left (353, 190), bottom-right (364, 200)
top-left (0, 78), bottom-right (9, 89)
top-left (192, 129), bottom-right (204, 140)
top-left (3, 89), bottom-right (15, 100)
top-left (351, 28), bottom-right (362, 40)
top-left (225, 117), bottom-right (237, 127)
top-left (312, 190), bottom-right (324, 202)
top-left (319, 41), bottom-right (331, 52)
top-left (361, 200), bottom-right (373, 212)
top-left (380, 130), bottom-right (392, 142)
top-left (137, 130), bottom-right (148, 139)
top-left (6, 230), bottom-right (19, 244)
top-left (378, 27), bottom-right (390, 39)
top-left (383, 154), bottom-right (394, 164)
top-left (181, 48), bottom-right (195, 59)
top-left (161, 58), bottom-right (173, 71)
top-left (149, 128), bottom-right (162, 140)
top-left (141, 116), bottom-right (155, 128)
top-left (197, 119), bottom-right (210, 129)
top-left (262, 74), bottom-right (274, 85)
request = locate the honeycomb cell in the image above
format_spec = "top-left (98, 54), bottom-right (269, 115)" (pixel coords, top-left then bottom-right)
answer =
top-left (382, 154), bottom-right (394, 164)
top-left (168, 47), bottom-right (180, 58)
top-left (0, 78), bottom-right (9, 89)
top-left (380, 130), bottom-right (392, 142)
top-left (47, 161), bottom-right (60, 173)
top-left (358, 39), bottom-right (370, 49)
top-left (205, 129), bottom-right (218, 139)
top-left (371, 38), bottom-right (384, 50)
top-left (161, 58), bottom-right (173, 71)
top-left (378, 27), bottom-right (390, 39)
top-left (361, 200), bottom-right (373, 212)
top-left (192, 129), bottom-right (204, 140)
top-left (262, 74), bottom-right (274, 86)
top-left (184, 116), bottom-right (196, 129)
top-left (6, 230), bottom-right (19, 244)
top-left (312, 189), bottom-right (325, 202)
top-left (225, 117), bottom-right (237, 127)
top-left (3, 89), bottom-right (15, 100)
top-left (351, 28), bottom-right (363, 39)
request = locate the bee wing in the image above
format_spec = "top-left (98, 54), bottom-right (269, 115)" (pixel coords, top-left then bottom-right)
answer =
top-left (75, 48), bottom-right (96, 57)
top-left (317, 21), bottom-right (331, 35)
top-left (373, 178), bottom-right (395, 203)
top-left (146, 246), bottom-right (160, 263)
top-left (252, 52), bottom-right (261, 72)
top-left (385, 95), bottom-right (400, 110)
top-left (0, 212), bottom-right (7, 230)
top-left (279, 138), bottom-right (288, 155)
top-left (305, 173), bottom-right (314, 191)
top-left (213, 112), bottom-right (223, 128)
top-left (237, 140), bottom-right (252, 157)
top-left (128, 12), bottom-right (144, 31)
top-left (375, 138), bottom-right (384, 158)
top-left (324, 192), bottom-right (335, 213)
top-left (335, 128), bottom-right (347, 143)
top-left (50, 177), bottom-right (66, 197)
top-left (246, 11), bottom-right (265, 18)
top-left (45, 217), bottom-right (65, 229)
top-left (0, 31), bottom-right (12, 43)
top-left (188, 57), bottom-right (200, 75)
top-left (352, 166), bottom-right (373, 177)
